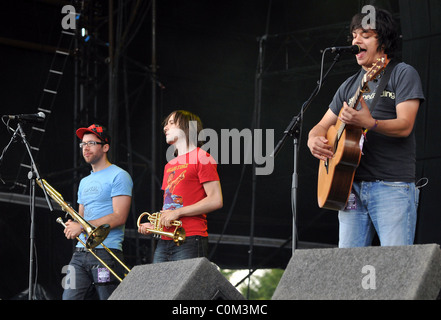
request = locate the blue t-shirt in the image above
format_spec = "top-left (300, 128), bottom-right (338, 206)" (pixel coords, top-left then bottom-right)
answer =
top-left (77, 164), bottom-right (133, 250)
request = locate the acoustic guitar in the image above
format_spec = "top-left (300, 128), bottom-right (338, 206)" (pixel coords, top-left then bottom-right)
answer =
top-left (317, 57), bottom-right (388, 210)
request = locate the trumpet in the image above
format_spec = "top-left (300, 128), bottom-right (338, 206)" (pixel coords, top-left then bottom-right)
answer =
top-left (36, 179), bottom-right (131, 281)
top-left (137, 211), bottom-right (186, 246)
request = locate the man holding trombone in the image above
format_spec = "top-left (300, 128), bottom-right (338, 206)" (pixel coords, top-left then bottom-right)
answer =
top-left (62, 124), bottom-right (133, 300)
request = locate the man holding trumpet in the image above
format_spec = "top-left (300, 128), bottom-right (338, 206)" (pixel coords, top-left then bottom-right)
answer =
top-left (138, 110), bottom-right (223, 263)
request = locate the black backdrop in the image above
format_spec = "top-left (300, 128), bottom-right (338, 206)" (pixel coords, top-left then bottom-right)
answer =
top-left (0, 0), bottom-right (439, 299)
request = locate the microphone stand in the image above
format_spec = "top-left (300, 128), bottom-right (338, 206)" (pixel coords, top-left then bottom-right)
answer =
top-left (271, 53), bottom-right (341, 254)
top-left (14, 122), bottom-right (53, 300)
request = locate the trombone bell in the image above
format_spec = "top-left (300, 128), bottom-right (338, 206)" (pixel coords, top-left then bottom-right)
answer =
top-left (86, 224), bottom-right (110, 249)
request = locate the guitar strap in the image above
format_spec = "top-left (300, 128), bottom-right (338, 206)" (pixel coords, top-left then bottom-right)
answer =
top-left (358, 59), bottom-right (399, 157)
top-left (367, 58), bottom-right (399, 114)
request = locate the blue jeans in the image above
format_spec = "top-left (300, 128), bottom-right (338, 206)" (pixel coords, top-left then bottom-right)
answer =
top-left (153, 236), bottom-right (208, 263)
top-left (62, 248), bottom-right (126, 300)
top-left (338, 181), bottom-right (419, 248)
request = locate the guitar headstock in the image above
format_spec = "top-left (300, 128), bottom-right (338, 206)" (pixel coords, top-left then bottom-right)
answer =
top-left (364, 56), bottom-right (388, 83)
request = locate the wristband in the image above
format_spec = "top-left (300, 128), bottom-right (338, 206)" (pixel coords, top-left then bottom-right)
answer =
top-left (371, 119), bottom-right (378, 130)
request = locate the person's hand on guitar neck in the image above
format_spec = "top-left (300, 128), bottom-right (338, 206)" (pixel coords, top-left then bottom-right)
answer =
top-left (339, 97), bottom-right (376, 129)
top-left (307, 97), bottom-right (375, 163)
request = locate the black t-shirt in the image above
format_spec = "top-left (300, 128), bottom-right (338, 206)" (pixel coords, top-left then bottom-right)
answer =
top-left (329, 62), bottom-right (425, 182)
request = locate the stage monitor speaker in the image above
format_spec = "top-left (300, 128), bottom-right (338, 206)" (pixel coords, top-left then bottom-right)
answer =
top-left (109, 257), bottom-right (245, 300)
top-left (272, 244), bottom-right (441, 300)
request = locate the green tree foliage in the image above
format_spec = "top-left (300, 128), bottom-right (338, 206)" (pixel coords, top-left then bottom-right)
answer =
top-left (221, 268), bottom-right (285, 300)
top-left (241, 269), bottom-right (284, 300)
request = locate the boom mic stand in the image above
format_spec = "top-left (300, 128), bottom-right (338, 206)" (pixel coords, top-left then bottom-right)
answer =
top-left (13, 122), bottom-right (53, 300)
top-left (271, 53), bottom-right (341, 254)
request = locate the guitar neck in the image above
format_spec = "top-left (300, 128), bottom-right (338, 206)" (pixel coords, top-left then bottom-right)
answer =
top-left (336, 80), bottom-right (365, 139)
top-left (349, 81), bottom-right (365, 110)
top-left (334, 56), bottom-right (387, 142)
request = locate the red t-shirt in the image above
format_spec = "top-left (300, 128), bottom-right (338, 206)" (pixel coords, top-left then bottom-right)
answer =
top-left (161, 147), bottom-right (219, 239)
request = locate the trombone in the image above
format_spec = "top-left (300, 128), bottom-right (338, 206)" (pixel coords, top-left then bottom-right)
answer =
top-left (36, 179), bottom-right (131, 281)
top-left (137, 211), bottom-right (186, 246)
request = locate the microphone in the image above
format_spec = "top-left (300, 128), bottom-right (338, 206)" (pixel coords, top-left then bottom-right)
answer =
top-left (327, 45), bottom-right (365, 54)
top-left (5, 112), bottom-right (46, 123)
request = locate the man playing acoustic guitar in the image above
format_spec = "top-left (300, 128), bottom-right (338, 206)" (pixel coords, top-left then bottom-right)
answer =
top-left (307, 7), bottom-right (425, 247)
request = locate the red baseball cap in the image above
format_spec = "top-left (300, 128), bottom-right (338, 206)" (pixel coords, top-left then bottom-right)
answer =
top-left (76, 124), bottom-right (110, 144)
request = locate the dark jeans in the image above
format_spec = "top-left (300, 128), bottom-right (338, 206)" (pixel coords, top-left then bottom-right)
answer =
top-left (153, 236), bottom-right (208, 263)
top-left (62, 248), bottom-right (126, 300)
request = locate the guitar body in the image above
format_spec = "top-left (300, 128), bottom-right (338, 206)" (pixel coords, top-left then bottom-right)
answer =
top-left (316, 57), bottom-right (387, 211)
top-left (317, 122), bottom-right (362, 211)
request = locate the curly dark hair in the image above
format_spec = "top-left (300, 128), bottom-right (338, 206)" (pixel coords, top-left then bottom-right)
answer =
top-left (349, 7), bottom-right (399, 58)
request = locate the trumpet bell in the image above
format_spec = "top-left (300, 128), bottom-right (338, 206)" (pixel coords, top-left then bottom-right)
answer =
top-left (86, 224), bottom-right (110, 249)
top-left (173, 227), bottom-right (186, 246)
